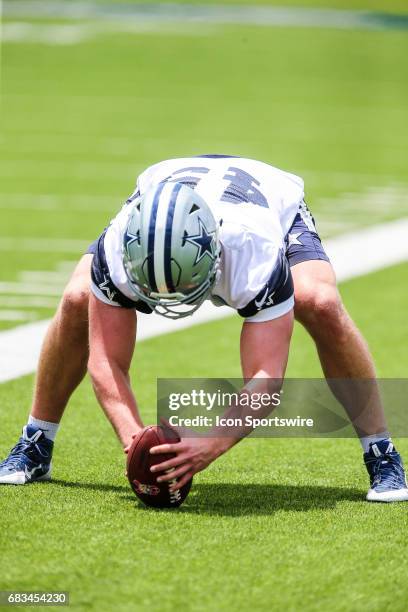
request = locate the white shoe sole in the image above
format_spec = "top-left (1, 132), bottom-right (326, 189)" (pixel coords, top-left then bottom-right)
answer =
top-left (366, 487), bottom-right (408, 502)
top-left (0, 467), bottom-right (52, 485)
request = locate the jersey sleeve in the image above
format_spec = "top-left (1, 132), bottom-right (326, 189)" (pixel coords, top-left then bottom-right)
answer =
top-left (238, 249), bottom-right (294, 322)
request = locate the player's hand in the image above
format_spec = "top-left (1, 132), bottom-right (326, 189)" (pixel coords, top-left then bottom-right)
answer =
top-left (123, 431), bottom-right (141, 455)
top-left (149, 437), bottom-right (225, 492)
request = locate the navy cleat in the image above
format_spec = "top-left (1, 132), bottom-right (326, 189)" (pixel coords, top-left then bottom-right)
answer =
top-left (364, 439), bottom-right (408, 502)
top-left (0, 425), bottom-right (53, 485)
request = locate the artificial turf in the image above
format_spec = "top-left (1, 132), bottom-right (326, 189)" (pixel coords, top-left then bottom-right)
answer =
top-left (1, 1), bottom-right (407, 609)
top-left (1, 263), bottom-right (408, 611)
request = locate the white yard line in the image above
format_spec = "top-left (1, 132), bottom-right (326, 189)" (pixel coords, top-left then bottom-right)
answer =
top-left (19, 271), bottom-right (71, 284)
top-left (1, 217), bottom-right (408, 384)
top-left (3, 2), bottom-right (408, 34)
top-left (0, 296), bottom-right (59, 308)
top-left (0, 320), bottom-right (50, 381)
top-left (0, 310), bottom-right (38, 322)
top-left (324, 219), bottom-right (408, 282)
top-left (0, 237), bottom-right (89, 253)
top-left (0, 282), bottom-right (67, 296)
top-left (1, 20), bottom-right (213, 45)
top-left (0, 193), bottom-right (120, 212)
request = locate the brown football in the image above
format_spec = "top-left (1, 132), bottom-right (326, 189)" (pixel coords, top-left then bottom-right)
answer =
top-left (126, 425), bottom-right (192, 508)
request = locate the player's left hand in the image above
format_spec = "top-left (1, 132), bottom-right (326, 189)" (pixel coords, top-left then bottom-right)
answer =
top-left (149, 437), bottom-right (224, 492)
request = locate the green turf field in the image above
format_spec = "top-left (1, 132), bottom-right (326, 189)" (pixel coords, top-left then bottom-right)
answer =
top-left (1, 264), bottom-right (408, 611)
top-left (1, 1), bottom-right (408, 610)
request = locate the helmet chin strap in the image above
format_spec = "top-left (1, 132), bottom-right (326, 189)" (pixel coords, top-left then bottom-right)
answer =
top-left (129, 279), bottom-right (213, 319)
top-left (124, 255), bottom-right (220, 320)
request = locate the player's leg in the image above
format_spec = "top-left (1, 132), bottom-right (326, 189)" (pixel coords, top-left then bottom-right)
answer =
top-left (286, 204), bottom-right (408, 501)
top-left (0, 255), bottom-right (92, 485)
top-left (31, 254), bottom-right (92, 422)
top-left (292, 260), bottom-right (387, 433)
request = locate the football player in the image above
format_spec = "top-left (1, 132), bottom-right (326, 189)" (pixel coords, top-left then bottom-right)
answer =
top-left (1, 155), bottom-right (407, 502)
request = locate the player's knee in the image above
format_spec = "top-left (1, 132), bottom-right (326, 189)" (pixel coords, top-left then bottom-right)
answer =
top-left (60, 281), bottom-right (90, 320)
top-left (295, 284), bottom-right (346, 339)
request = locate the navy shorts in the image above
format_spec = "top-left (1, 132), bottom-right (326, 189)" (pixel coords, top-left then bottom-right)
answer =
top-left (285, 201), bottom-right (330, 267)
top-left (86, 238), bottom-right (99, 256)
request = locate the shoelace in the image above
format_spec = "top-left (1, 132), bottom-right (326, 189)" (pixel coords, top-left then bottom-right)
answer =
top-left (372, 454), bottom-right (406, 490)
top-left (0, 438), bottom-right (49, 470)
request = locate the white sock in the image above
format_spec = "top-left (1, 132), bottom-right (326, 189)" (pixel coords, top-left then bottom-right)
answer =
top-left (359, 432), bottom-right (391, 454)
top-left (28, 416), bottom-right (59, 441)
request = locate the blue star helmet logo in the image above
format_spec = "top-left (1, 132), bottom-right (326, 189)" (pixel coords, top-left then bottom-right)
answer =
top-left (124, 227), bottom-right (140, 257)
top-left (184, 217), bottom-right (216, 265)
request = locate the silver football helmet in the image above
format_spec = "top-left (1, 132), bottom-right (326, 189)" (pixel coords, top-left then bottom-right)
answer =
top-left (122, 181), bottom-right (220, 318)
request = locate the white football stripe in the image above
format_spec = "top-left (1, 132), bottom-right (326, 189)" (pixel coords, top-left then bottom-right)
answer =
top-left (153, 183), bottom-right (175, 294)
top-left (133, 182), bottom-right (156, 290)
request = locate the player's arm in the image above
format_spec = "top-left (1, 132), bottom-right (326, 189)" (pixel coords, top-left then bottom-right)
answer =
top-left (206, 309), bottom-right (294, 438)
top-left (240, 309), bottom-right (293, 380)
top-left (150, 309), bottom-right (294, 490)
top-left (150, 248), bottom-right (294, 488)
top-left (88, 292), bottom-right (144, 447)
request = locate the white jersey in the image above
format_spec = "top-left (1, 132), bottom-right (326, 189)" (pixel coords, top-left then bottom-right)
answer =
top-left (91, 156), bottom-right (305, 321)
